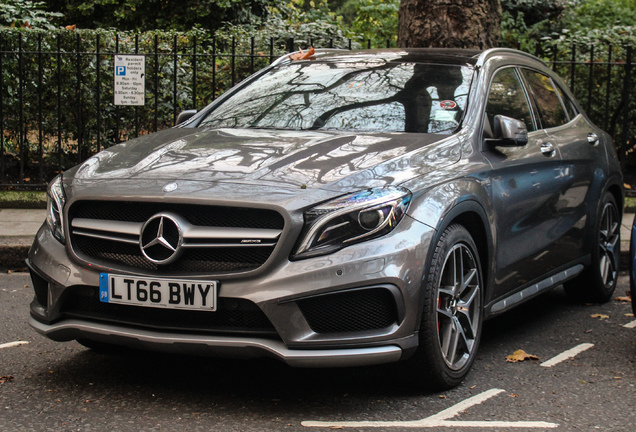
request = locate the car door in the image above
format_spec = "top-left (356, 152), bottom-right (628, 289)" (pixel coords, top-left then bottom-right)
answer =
top-left (480, 67), bottom-right (566, 299)
top-left (520, 69), bottom-right (602, 267)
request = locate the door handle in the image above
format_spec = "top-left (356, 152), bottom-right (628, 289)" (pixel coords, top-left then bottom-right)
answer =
top-left (540, 142), bottom-right (556, 157)
top-left (587, 133), bottom-right (599, 145)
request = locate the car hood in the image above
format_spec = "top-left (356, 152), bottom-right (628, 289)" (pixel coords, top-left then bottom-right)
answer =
top-left (72, 127), bottom-right (459, 193)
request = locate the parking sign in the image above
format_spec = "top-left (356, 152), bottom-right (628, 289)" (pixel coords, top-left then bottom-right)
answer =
top-left (114, 55), bottom-right (145, 106)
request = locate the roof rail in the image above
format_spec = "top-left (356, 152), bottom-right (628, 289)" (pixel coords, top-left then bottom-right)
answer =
top-left (475, 47), bottom-right (547, 68)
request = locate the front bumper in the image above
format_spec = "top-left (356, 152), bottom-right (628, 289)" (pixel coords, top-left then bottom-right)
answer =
top-left (29, 317), bottom-right (408, 367)
top-left (28, 212), bottom-right (434, 367)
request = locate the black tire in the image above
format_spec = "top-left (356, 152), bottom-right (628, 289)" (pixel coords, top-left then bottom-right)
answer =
top-left (408, 224), bottom-right (484, 391)
top-left (564, 192), bottom-right (620, 303)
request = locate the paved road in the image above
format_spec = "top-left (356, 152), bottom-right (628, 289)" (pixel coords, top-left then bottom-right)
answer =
top-left (2, 271), bottom-right (636, 431)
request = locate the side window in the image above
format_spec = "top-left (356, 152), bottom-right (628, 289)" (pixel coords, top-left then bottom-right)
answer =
top-left (555, 85), bottom-right (578, 120)
top-left (485, 68), bottom-right (535, 136)
top-left (521, 69), bottom-right (569, 128)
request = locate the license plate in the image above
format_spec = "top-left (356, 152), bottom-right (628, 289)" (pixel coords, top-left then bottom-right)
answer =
top-left (99, 273), bottom-right (217, 311)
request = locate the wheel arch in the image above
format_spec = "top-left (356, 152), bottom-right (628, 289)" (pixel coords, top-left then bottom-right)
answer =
top-left (606, 181), bottom-right (624, 217)
top-left (433, 200), bottom-right (492, 297)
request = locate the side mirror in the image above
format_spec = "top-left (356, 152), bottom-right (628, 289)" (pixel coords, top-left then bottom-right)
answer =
top-left (176, 109), bottom-right (198, 125)
top-left (492, 115), bottom-right (528, 146)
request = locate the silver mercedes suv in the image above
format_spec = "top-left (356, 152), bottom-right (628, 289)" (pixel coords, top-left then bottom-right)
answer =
top-left (28, 48), bottom-right (623, 390)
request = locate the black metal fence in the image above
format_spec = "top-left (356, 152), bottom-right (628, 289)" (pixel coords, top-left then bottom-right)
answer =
top-left (0, 30), bottom-right (634, 189)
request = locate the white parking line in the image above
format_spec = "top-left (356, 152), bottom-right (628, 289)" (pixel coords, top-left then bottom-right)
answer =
top-left (540, 343), bottom-right (594, 368)
top-left (623, 320), bottom-right (636, 329)
top-left (302, 388), bottom-right (558, 428)
top-left (0, 341), bottom-right (29, 349)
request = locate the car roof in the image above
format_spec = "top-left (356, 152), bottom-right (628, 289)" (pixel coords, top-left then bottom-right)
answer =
top-left (275, 47), bottom-right (546, 69)
top-left (316, 48), bottom-right (482, 65)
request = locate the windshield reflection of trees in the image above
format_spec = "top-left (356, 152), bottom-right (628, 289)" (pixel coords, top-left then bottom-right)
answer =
top-left (200, 61), bottom-right (471, 134)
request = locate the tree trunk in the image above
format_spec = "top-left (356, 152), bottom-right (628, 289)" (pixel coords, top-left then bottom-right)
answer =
top-left (398, 0), bottom-right (502, 49)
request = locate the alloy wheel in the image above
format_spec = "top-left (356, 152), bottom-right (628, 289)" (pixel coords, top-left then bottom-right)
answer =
top-left (599, 201), bottom-right (619, 289)
top-left (436, 243), bottom-right (482, 371)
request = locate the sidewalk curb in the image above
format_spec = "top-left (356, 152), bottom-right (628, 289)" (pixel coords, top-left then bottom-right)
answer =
top-left (0, 236), bottom-right (32, 270)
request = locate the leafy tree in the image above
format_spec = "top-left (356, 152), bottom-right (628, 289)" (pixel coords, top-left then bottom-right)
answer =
top-left (336, 0), bottom-right (399, 47)
top-left (0, 0), bottom-right (62, 29)
top-left (500, 0), bottom-right (568, 50)
top-left (41, 0), bottom-right (270, 31)
top-left (563, 0), bottom-right (636, 30)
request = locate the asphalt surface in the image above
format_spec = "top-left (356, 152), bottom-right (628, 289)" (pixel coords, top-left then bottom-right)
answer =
top-left (2, 271), bottom-right (636, 431)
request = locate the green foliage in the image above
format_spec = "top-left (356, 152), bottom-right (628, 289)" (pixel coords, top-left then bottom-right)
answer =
top-left (562, 0), bottom-right (636, 30)
top-left (336, 0), bottom-right (398, 47)
top-left (41, 0), bottom-right (270, 32)
top-left (502, 0), bottom-right (636, 48)
top-left (244, 0), bottom-right (355, 45)
top-left (500, 0), bottom-right (570, 51)
top-left (0, 0), bottom-right (63, 30)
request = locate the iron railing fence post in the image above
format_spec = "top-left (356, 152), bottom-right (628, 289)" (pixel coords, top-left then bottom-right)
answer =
top-left (621, 45), bottom-right (633, 171)
top-left (173, 35), bottom-right (178, 125)
top-left (192, 35), bottom-right (197, 111)
top-left (0, 34), bottom-right (4, 183)
top-left (38, 34), bottom-right (43, 184)
top-left (154, 34), bottom-right (159, 133)
top-left (603, 44), bottom-right (612, 131)
top-left (18, 33), bottom-right (24, 185)
top-left (587, 44), bottom-right (595, 115)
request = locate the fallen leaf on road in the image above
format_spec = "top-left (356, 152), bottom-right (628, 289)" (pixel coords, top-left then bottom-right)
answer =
top-left (615, 296), bottom-right (631, 303)
top-left (506, 349), bottom-right (539, 362)
top-left (0, 375), bottom-right (14, 384)
top-left (590, 314), bottom-right (609, 319)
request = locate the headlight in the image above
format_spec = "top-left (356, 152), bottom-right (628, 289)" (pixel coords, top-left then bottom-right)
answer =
top-left (292, 186), bottom-right (412, 259)
top-left (46, 174), bottom-right (66, 243)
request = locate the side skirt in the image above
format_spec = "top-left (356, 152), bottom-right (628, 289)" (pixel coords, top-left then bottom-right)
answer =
top-left (487, 264), bottom-right (585, 316)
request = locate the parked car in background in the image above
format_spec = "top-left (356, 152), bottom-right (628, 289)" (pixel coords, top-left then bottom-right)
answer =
top-left (28, 48), bottom-right (623, 390)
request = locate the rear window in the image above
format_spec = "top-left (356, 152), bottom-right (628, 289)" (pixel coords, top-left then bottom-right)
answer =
top-left (199, 61), bottom-right (474, 134)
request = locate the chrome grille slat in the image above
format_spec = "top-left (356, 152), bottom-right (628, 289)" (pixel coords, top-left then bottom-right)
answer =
top-left (182, 242), bottom-right (277, 248)
top-left (73, 229), bottom-right (140, 244)
top-left (185, 225), bottom-right (281, 240)
top-left (72, 218), bottom-right (143, 236)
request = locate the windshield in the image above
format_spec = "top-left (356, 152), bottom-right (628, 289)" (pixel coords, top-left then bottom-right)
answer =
top-left (198, 60), bottom-right (474, 134)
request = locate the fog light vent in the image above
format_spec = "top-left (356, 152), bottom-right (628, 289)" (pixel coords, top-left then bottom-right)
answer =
top-left (297, 288), bottom-right (397, 333)
top-left (29, 269), bottom-right (49, 307)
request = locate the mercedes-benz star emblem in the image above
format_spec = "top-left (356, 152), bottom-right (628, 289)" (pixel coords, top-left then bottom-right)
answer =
top-left (140, 213), bottom-right (184, 264)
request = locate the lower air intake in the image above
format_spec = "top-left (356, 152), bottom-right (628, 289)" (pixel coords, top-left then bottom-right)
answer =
top-left (297, 288), bottom-right (397, 333)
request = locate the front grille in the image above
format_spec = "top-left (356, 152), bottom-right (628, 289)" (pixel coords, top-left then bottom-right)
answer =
top-left (61, 286), bottom-right (278, 337)
top-left (297, 288), bottom-right (398, 334)
top-left (68, 201), bottom-right (284, 275)
top-left (73, 235), bottom-right (274, 273)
